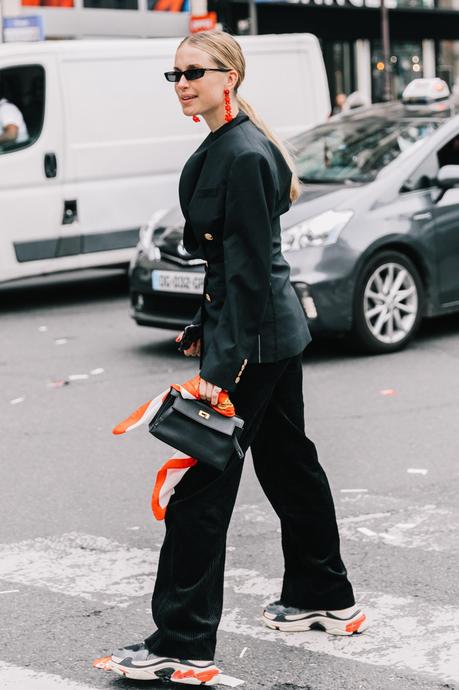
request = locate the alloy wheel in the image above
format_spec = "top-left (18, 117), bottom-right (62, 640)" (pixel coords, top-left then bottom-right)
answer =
top-left (363, 262), bottom-right (418, 345)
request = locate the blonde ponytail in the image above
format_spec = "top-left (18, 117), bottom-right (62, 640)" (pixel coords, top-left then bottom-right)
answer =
top-left (236, 95), bottom-right (301, 203)
top-left (179, 30), bottom-right (301, 204)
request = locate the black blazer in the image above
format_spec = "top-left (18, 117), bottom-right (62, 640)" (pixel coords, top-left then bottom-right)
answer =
top-left (179, 111), bottom-right (311, 393)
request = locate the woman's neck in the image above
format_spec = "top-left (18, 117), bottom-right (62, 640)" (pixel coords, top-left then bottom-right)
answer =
top-left (203, 105), bottom-right (240, 133)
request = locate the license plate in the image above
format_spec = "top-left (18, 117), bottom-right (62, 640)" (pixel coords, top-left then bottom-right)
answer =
top-left (152, 270), bottom-right (204, 294)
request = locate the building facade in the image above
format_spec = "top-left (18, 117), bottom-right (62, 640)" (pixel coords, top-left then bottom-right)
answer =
top-left (217, 0), bottom-right (459, 106)
top-left (5, 0), bottom-right (459, 105)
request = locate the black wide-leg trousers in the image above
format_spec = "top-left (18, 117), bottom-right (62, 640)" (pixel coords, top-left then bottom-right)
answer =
top-left (145, 353), bottom-right (355, 660)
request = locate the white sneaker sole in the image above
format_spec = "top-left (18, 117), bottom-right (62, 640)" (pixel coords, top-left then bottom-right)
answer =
top-left (262, 610), bottom-right (368, 636)
top-left (110, 657), bottom-right (222, 685)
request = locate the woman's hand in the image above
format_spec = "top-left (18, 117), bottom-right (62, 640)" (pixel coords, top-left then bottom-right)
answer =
top-left (199, 377), bottom-right (222, 406)
top-left (176, 331), bottom-right (201, 357)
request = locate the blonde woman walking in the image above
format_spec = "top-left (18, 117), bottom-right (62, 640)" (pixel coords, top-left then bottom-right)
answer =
top-left (111, 30), bottom-right (367, 685)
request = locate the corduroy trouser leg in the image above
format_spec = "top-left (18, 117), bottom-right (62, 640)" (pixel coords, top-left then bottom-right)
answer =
top-left (145, 353), bottom-right (355, 660)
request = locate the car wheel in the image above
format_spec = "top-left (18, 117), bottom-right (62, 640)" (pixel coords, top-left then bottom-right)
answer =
top-left (352, 251), bottom-right (423, 354)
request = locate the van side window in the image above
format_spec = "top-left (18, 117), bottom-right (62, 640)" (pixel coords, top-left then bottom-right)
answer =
top-left (0, 65), bottom-right (45, 155)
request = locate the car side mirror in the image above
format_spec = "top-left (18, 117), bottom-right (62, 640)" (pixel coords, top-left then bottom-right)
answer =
top-left (437, 165), bottom-right (459, 189)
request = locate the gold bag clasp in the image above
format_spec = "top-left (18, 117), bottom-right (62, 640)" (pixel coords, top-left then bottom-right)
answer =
top-left (198, 410), bottom-right (210, 420)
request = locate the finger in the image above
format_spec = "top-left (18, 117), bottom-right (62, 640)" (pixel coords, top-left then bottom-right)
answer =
top-left (199, 377), bottom-right (206, 400)
top-left (176, 331), bottom-right (184, 343)
top-left (205, 381), bottom-right (212, 402)
top-left (211, 386), bottom-right (221, 406)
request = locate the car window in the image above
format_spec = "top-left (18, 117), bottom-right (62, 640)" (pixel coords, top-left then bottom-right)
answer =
top-left (0, 65), bottom-right (44, 155)
top-left (401, 152), bottom-right (439, 192)
top-left (288, 116), bottom-right (442, 184)
top-left (437, 133), bottom-right (459, 168)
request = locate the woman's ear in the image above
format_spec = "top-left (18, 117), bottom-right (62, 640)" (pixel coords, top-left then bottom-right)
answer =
top-left (225, 70), bottom-right (239, 92)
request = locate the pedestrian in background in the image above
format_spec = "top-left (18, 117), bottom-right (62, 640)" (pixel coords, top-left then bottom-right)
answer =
top-left (111, 29), bottom-right (367, 685)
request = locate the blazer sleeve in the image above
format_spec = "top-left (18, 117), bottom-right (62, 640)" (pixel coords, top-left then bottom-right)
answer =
top-left (199, 150), bottom-right (277, 392)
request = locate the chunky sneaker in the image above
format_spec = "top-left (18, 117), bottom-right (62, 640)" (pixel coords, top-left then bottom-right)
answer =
top-left (262, 602), bottom-right (368, 636)
top-left (110, 642), bottom-right (222, 685)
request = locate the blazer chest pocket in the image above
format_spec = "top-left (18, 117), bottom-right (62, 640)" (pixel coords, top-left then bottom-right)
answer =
top-left (189, 185), bottom-right (226, 237)
top-left (194, 187), bottom-right (220, 198)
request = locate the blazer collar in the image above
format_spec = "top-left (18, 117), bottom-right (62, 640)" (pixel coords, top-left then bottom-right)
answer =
top-left (207, 111), bottom-right (249, 143)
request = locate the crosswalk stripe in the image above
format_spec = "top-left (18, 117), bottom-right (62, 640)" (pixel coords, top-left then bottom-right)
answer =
top-left (1, 530), bottom-right (458, 684)
top-left (222, 572), bottom-right (459, 685)
top-left (0, 661), bottom-right (99, 690)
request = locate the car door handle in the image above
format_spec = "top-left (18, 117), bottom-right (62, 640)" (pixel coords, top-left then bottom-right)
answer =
top-left (413, 211), bottom-right (432, 221)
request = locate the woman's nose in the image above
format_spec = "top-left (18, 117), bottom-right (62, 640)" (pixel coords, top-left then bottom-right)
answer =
top-left (178, 74), bottom-right (189, 87)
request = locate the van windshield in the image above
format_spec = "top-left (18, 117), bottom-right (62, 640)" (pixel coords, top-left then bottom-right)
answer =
top-left (289, 116), bottom-right (442, 184)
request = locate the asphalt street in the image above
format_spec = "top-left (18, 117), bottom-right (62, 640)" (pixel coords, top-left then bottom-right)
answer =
top-left (1, 269), bottom-right (459, 690)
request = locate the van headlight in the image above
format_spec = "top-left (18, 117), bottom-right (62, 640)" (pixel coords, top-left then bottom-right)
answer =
top-left (282, 210), bottom-right (354, 251)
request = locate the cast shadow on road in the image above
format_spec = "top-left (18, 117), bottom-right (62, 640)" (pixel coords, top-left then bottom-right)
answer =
top-left (0, 268), bottom-right (129, 314)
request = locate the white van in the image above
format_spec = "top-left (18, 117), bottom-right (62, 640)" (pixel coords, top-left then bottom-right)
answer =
top-left (0, 34), bottom-right (330, 284)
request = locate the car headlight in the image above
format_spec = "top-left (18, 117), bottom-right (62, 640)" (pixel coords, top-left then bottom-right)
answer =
top-left (138, 209), bottom-right (168, 255)
top-left (282, 210), bottom-right (354, 251)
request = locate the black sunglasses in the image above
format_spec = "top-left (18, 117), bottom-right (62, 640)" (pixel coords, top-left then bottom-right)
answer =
top-left (164, 68), bottom-right (230, 83)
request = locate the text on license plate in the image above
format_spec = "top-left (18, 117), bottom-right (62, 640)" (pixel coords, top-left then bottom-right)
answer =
top-left (152, 270), bottom-right (204, 294)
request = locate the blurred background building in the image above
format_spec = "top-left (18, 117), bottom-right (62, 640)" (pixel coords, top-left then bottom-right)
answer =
top-left (2, 0), bottom-right (459, 106)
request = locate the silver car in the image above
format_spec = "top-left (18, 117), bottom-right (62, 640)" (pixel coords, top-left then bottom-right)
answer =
top-left (129, 101), bottom-right (459, 353)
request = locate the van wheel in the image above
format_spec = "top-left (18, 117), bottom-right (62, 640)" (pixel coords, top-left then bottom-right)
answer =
top-left (352, 251), bottom-right (423, 354)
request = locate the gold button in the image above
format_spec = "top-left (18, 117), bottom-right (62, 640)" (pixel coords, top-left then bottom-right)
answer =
top-left (205, 293), bottom-right (211, 302)
top-left (243, 358), bottom-right (248, 365)
top-left (235, 376), bottom-right (241, 383)
top-left (204, 233), bottom-right (214, 241)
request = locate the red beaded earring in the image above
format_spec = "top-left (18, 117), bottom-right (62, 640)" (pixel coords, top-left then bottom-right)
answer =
top-left (192, 115), bottom-right (200, 123)
top-left (224, 89), bottom-right (233, 123)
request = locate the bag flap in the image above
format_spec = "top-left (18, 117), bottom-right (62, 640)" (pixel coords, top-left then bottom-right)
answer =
top-left (172, 395), bottom-right (243, 435)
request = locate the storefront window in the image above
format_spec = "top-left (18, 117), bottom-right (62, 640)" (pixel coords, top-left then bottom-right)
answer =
top-left (83, 0), bottom-right (138, 7)
top-left (437, 40), bottom-right (459, 91)
top-left (322, 40), bottom-right (356, 114)
top-left (372, 41), bottom-right (423, 102)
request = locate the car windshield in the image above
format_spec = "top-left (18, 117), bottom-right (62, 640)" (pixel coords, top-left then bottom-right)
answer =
top-left (289, 116), bottom-right (442, 184)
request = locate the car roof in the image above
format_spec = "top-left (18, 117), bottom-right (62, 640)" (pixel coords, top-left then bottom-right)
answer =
top-left (330, 100), bottom-right (454, 123)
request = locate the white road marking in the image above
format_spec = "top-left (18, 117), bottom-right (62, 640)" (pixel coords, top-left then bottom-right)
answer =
top-left (356, 527), bottom-right (378, 537)
top-left (0, 589), bottom-right (19, 595)
top-left (221, 573), bottom-right (459, 685)
top-left (0, 533), bottom-right (158, 607)
top-left (9, 397), bottom-right (24, 405)
top-left (1, 530), bottom-right (459, 684)
top-left (0, 662), bottom-right (99, 690)
top-left (407, 468), bottom-right (428, 475)
top-left (340, 489), bottom-right (368, 493)
top-left (338, 503), bottom-right (456, 551)
top-left (90, 368), bottom-right (104, 375)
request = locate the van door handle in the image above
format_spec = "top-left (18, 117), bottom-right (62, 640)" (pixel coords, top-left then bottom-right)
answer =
top-left (44, 152), bottom-right (57, 178)
top-left (413, 211), bottom-right (432, 221)
top-left (62, 200), bottom-right (78, 225)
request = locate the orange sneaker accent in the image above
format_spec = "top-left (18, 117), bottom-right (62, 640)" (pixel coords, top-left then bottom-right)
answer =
top-left (345, 613), bottom-right (366, 633)
top-left (112, 400), bottom-right (152, 435)
top-left (196, 668), bottom-right (220, 682)
top-left (92, 656), bottom-right (112, 671)
top-left (171, 668), bottom-right (220, 683)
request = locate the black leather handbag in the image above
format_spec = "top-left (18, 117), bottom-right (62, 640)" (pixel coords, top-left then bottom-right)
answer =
top-left (148, 388), bottom-right (245, 471)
